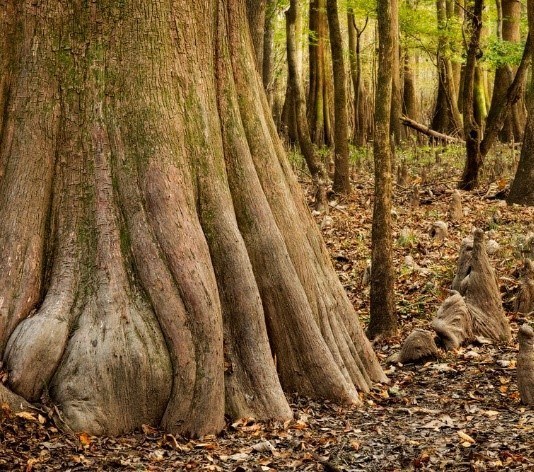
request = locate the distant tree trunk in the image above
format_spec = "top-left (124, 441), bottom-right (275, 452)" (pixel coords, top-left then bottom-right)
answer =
top-left (308, 0), bottom-right (333, 146)
top-left (474, 65), bottom-right (488, 129)
top-left (368, 0), bottom-right (398, 339)
top-left (390, 0), bottom-right (404, 144)
top-left (326, 0), bottom-right (350, 194)
top-left (432, 0), bottom-right (463, 136)
top-left (481, 36), bottom-right (532, 157)
top-left (287, 0), bottom-right (329, 210)
top-left (491, 0), bottom-right (525, 142)
top-left (460, 27), bottom-right (532, 188)
top-left (262, 0), bottom-right (277, 106)
top-left (347, 11), bottom-right (369, 147)
top-left (280, 89), bottom-right (299, 145)
top-left (403, 50), bottom-right (419, 122)
top-left (0, 0), bottom-right (386, 438)
top-left (246, 0), bottom-right (267, 74)
top-left (452, 0), bottom-right (464, 101)
top-left (459, 0), bottom-right (485, 190)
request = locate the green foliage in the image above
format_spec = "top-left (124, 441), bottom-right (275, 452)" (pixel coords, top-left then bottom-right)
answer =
top-left (483, 38), bottom-right (526, 68)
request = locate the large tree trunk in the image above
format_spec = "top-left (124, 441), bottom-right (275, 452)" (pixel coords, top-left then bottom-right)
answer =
top-left (327, 0), bottom-right (350, 195)
top-left (368, 0), bottom-right (398, 339)
top-left (0, 0), bottom-right (385, 437)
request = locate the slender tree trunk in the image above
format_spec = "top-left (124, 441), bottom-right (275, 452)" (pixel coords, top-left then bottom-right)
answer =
top-left (368, 0), bottom-right (398, 339)
top-left (326, 0), bottom-right (350, 194)
top-left (474, 65), bottom-right (488, 129)
top-left (481, 34), bottom-right (532, 157)
top-left (460, 0), bottom-right (485, 190)
top-left (432, 0), bottom-right (464, 136)
top-left (308, 0), bottom-right (333, 146)
top-left (0, 0), bottom-right (385, 437)
top-left (286, 0), bottom-right (329, 210)
top-left (403, 50), bottom-right (419, 122)
top-left (347, 11), bottom-right (369, 147)
top-left (491, 0), bottom-right (525, 142)
top-left (390, 0), bottom-right (404, 145)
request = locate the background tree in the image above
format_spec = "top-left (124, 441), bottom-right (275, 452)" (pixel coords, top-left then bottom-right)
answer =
top-left (287, 0), bottom-right (330, 209)
top-left (431, 0), bottom-right (464, 136)
top-left (508, 0), bottom-right (534, 205)
top-left (390, 0), bottom-right (405, 144)
top-left (491, 0), bottom-right (525, 142)
top-left (459, 0), bottom-right (531, 189)
top-left (347, 8), bottom-right (371, 146)
top-left (368, 0), bottom-right (398, 339)
top-left (0, 0), bottom-right (386, 438)
top-left (308, 0), bottom-right (334, 146)
top-left (327, 0), bottom-right (351, 194)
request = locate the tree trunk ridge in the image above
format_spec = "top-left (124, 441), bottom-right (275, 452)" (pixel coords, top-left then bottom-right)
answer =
top-left (0, 0), bottom-right (384, 437)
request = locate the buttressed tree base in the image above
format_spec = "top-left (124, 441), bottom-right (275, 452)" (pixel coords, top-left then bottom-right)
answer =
top-left (0, 1), bottom-right (385, 437)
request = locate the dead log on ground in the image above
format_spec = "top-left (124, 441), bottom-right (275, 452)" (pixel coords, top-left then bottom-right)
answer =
top-left (400, 116), bottom-right (464, 144)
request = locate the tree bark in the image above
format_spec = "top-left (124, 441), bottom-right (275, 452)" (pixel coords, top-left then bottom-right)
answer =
top-left (246, 0), bottom-right (267, 75)
top-left (368, 0), bottom-right (398, 339)
top-left (326, 0), bottom-right (350, 195)
top-left (491, 0), bottom-right (525, 142)
top-left (403, 51), bottom-right (419, 123)
top-left (508, 3), bottom-right (534, 206)
top-left (262, 0), bottom-right (277, 105)
top-left (401, 116), bottom-right (463, 143)
top-left (347, 11), bottom-right (370, 147)
top-left (308, 0), bottom-right (333, 146)
top-left (390, 0), bottom-right (404, 145)
top-left (432, 0), bottom-right (464, 137)
top-left (459, 0), bottom-right (485, 190)
top-left (0, 0), bottom-right (385, 437)
top-left (286, 0), bottom-right (329, 210)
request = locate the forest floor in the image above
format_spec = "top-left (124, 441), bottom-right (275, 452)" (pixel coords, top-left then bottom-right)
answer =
top-left (1, 144), bottom-right (534, 471)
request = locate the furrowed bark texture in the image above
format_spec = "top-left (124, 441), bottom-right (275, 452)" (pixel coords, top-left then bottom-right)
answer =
top-left (508, 0), bottom-right (534, 206)
top-left (326, 0), bottom-right (350, 195)
top-left (0, 0), bottom-right (384, 437)
top-left (459, 0), bottom-right (484, 190)
top-left (368, 0), bottom-right (398, 339)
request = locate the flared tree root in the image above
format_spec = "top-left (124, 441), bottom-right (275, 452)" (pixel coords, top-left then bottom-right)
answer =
top-left (0, 1), bottom-right (385, 437)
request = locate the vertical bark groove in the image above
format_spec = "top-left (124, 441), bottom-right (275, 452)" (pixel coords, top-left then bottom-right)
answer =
top-left (0, 0), bottom-right (385, 437)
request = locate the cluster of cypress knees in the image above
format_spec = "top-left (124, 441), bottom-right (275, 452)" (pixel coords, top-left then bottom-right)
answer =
top-left (389, 228), bottom-right (534, 406)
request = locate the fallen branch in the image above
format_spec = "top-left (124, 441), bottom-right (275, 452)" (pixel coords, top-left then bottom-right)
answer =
top-left (400, 115), bottom-right (463, 143)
